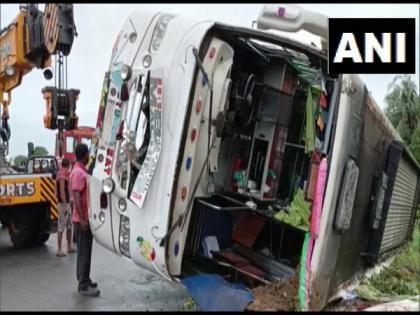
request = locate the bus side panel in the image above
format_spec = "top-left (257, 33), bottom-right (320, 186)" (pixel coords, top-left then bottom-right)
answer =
top-left (330, 94), bottom-right (394, 289)
top-left (311, 75), bottom-right (420, 310)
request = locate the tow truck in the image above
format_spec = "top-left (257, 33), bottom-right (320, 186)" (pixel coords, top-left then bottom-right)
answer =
top-left (0, 3), bottom-right (79, 247)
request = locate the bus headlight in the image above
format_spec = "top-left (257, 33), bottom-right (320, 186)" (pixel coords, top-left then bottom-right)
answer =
top-left (119, 215), bottom-right (131, 258)
top-left (119, 233), bottom-right (129, 245)
top-left (102, 178), bottom-right (115, 194)
top-left (98, 211), bottom-right (106, 223)
top-left (118, 198), bottom-right (127, 212)
top-left (120, 64), bottom-right (132, 81)
top-left (143, 55), bottom-right (152, 68)
top-left (149, 14), bottom-right (175, 53)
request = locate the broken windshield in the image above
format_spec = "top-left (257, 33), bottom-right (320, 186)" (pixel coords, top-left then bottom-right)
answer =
top-left (117, 71), bottom-right (152, 196)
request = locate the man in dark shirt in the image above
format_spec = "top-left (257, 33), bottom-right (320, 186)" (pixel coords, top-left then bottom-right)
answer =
top-left (70, 143), bottom-right (100, 297)
top-left (56, 158), bottom-right (76, 257)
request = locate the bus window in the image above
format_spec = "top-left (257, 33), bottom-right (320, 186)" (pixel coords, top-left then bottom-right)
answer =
top-left (134, 74), bottom-right (150, 166)
top-left (135, 113), bottom-right (147, 151)
top-left (121, 74), bottom-right (150, 166)
top-left (66, 136), bottom-right (76, 153)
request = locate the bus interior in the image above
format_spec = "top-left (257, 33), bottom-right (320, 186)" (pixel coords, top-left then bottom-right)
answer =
top-left (179, 30), bottom-right (339, 287)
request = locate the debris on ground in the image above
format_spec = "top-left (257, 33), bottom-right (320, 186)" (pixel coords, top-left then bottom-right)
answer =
top-left (326, 222), bottom-right (420, 312)
top-left (246, 272), bottom-right (299, 311)
top-left (356, 283), bottom-right (418, 303)
top-left (274, 189), bottom-right (311, 232)
top-left (341, 290), bottom-right (358, 301)
top-left (181, 297), bottom-right (198, 311)
top-left (363, 296), bottom-right (420, 312)
top-left (324, 297), bottom-right (379, 312)
top-left (181, 274), bottom-right (253, 311)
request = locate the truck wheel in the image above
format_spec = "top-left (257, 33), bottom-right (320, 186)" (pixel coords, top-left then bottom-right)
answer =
top-left (8, 215), bottom-right (34, 248)
top-left (33, 205), bottom-right (51, 246)
top-left (34, 232), bottom-right (50, 246)
top-left (0, 216), bottom-right (9, 228)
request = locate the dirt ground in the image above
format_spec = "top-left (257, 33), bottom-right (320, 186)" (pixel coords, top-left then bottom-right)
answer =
top-left (246, 276), bottom-right (380, 312)
top-left (246, 272), bottom-right (300, 311)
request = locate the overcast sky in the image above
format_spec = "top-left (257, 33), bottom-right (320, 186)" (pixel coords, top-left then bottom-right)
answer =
top-left (1, 3), bottom-right (419, 158)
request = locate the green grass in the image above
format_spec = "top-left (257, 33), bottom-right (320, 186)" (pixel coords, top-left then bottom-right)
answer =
top-left (359, 220), bottom-right (420, 299)
top-left (181, 297), bottom-right (198, 311)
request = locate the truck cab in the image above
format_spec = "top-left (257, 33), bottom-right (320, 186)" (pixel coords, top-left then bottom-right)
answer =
top-left (88, 5), bottom-right (420, 310)
top-left (27, 155), bottom-right (58, 177)
top-left (55, 126), bottom-right (95, 166)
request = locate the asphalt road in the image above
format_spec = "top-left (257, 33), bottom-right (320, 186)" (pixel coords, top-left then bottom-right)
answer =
top-left (0, 226), bottom-right (190, 311)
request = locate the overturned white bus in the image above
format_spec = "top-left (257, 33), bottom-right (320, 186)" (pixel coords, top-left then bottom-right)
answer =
top-left (87, 5), bottom-right (420, 310)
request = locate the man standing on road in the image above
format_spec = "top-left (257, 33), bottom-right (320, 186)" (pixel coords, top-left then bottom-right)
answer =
top-left (56, 158), bottom-right (76, 257)
top-left (70, 143), bottom-right (100, 297)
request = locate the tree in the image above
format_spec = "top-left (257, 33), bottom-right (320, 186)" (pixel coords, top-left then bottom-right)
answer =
top-left (30, 146), bottom-right (49, 157)
top-left (384, 75), bottom-right (420, 144)
top-left (13, 155), bottom-right (28, 167)
top-left (409, 128), bottom-right (420, 163)
top-left (384, 75), bottom-right (420, 163)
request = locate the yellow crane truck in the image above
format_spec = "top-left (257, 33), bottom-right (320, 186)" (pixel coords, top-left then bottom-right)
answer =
top-left (0, 150), bottom-right (59, 246)
top-left (0, 3), bottom-right (79, 247)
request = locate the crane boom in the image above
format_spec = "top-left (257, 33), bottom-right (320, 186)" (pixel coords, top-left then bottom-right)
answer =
top-left (0, 3), bottom-right (80, 251)
top-left (0, 3), bottom-right (78, 162)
